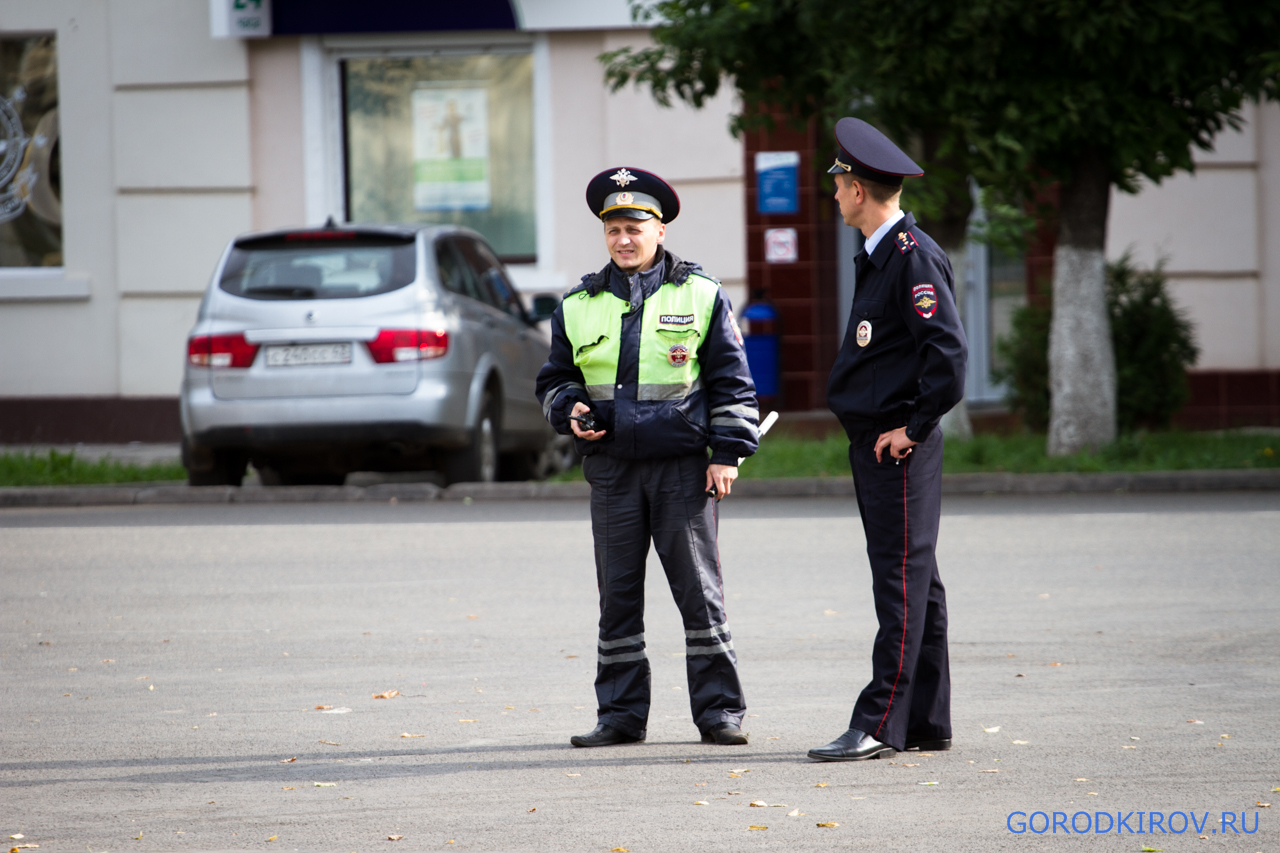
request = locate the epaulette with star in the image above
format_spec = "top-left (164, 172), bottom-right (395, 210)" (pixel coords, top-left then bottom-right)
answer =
top-left (895, 230), bottom-right (918, 254)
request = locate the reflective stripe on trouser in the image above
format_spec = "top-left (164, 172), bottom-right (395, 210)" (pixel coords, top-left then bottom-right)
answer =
top-left (582, 453), bottom-right (746, 738)
top-left (847, 429), bottom-right (951, 751)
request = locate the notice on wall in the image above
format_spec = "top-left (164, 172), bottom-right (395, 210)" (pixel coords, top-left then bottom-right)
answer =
top-left (412, 86), bottom-right (491, 211)
top-left (755, 151), bottom-right (799, 215)
top-left (764, 227), bottom-right (799, 263)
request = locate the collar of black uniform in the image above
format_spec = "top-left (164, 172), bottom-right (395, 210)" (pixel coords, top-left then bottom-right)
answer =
top-left (575, 246), bottom-right (703, 297)
top-left (866, 212), bottom-right (917, 270)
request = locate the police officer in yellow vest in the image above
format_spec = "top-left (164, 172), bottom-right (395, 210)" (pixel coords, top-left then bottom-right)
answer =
top-left (536, 167), bottom-right (760, 748)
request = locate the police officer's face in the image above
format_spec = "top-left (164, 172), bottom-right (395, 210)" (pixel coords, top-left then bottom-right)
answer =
top-left (833, 173), bottom-right (866, 228)
top-left (604, 216), bottom-right (665, 272)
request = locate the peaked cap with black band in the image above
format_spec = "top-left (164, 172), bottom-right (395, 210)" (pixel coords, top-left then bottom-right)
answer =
top-left (586, 167), bottom-right (681, 223)
top-left (827, 117), bottom-right (923, 187)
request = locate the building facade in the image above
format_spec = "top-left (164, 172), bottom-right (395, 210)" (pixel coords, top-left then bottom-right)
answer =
top-left (0, 0), bottom-right (1274, 441)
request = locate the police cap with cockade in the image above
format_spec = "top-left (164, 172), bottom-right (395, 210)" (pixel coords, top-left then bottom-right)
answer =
top-left (586, 167), bottom-right (681, 223)
top-left (827, 117), bottom-right (923, 187)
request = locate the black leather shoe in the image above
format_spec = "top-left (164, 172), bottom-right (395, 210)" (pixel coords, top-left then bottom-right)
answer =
top-left (570, 723), bottom-right (645, 748)
top-left (904, 737), bottom-right (952, 751)
top-left (701, 722), bottom-right (749, 745)
top-left (807, 728), bottom-right (896, 761)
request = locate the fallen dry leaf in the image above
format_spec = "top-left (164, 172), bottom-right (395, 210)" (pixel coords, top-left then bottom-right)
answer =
top-left (282, 786), bottom-right (296, 790)
top-left (787, 809), bottom-right (801, 816)
top-left (749, 800), bottom-right (767, 807)
top-left (1075, 778), bottom-right (1089, 782)
top-left (1049, 662), bottom-right (1061, 666)
top-left (1012, 740), bottom-right (1029, 744)
top-left (903, 763), bottom-right (920, 767)
top-left (824, 609), bottom-right (838, 616)
top-left (1258, 802), bottom-right (1271, 807)
top-left (814, 782), bottom-right (827, 788)
top-left (400, 733), bottom-right (425, 738)
top-left (315, 705), bottom-right (332, 710)
top-left (266, 836), bottom-right (277, 842)
top-left (314, 782), bottom-right (337, 787)
top-left (1088, 792), bottom-right (1098, 796)
top-left (728, 773), bottom-right (741, 778)
top-left (918, 781), bottom-right (938, 786)
top-left (766, 736), bottom-right (780, 740)
top-left (467, 615), bottom-right (479, 620)
top-left (6, 837), bottom-right (21, 841)
top-left (10, 845), bottom-right (39, 851)
top-left (148, 684), bottom-right (154, 691)
top-left (321, 707), bottom-right (352, 714)
top-left (373, 690), bottom-right (400, 699)
top-left (565, 655), bottom-right (578, 659)
top-left (731, 767), bottom-right (751, 772)
top-left (458, 719), bottom-right (477, 723)
top-left (319, 740), bottom-right (340, 745)
top-left (565, 773), bottom-right (581, 777)
top-left (1131, 736), bottom-right (1141, 740)
top-left (983, 726), bottom-right (1001, 733)
top-left (1122, 745), bottom-right (1137, 749)
top-left (694, 782), bottom-right (706, 786)
top-left (816, 822), bottom-right (839, 828)
top-left (1220, 734), bottom-right (1231, 739)
top-left (979, 769), bottom-right (999, 773)
top-left (388, 835), bottom-right (403, 841)
top-left (1187, 719), bottom-right (1203, 724)
top-left (747, 826), bottom-right (767, 831)
top-left (280, 757), bottom-right (297, 763)
top-left (527, 808), bottom-right (536, 813)
top-left (694, 801), bottom-right (708, 806)
top-left (1016, 673), bottom-right (1025, 677)
top-left (611, 848), bottom-right (629, 852)
top-left (727, 791), bottom-right (743, 795)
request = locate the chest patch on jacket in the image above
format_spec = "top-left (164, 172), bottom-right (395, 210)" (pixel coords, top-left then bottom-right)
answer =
top-left (667, 344), bottom-right (690, 366)
top-left (913, 283), bottom-right (938, 319)
top-left (855, 319), bottom-right (872, 347)
top-left (896, 231), bottom-right (918, 254)
top-left (659, 313), bottom-right (695, 326)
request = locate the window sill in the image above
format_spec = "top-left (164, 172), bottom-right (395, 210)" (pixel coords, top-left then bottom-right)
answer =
top-left (0, 269), bottom-right (91, 302)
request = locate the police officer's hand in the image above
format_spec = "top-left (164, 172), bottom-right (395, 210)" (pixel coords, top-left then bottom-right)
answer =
top-left (875, 427), bottom-right (917, 463)
top-left (569, 401), bottom-right (607, 441)
top-left (706, 463), bottom-right (737, 499)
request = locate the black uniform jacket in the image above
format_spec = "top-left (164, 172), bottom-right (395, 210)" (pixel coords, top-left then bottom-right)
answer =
top-left (535, 247), bottom-right (758, 465)
top-left (827, 212), bottom-right (968, 443)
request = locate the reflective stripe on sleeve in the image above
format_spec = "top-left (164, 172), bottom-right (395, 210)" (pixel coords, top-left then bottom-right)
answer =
top-left (710, 404), bottom-right (759, 421)
top-left (710, 416), bottom-right (760, 437)
top-left (542, 381), bottom-right (586, 418)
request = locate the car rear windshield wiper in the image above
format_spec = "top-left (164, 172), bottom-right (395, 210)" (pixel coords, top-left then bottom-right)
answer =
top-left (244, 285), bottom-right (318, 299)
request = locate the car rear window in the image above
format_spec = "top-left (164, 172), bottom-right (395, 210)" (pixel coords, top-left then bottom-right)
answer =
top-left (219, 233), bottom-right (417, 300)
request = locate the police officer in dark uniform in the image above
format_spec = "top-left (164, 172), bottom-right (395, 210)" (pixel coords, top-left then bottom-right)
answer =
top-left (809, 119), bottom-right (968, 761)
top-left (536, 167), bottom-right (760, 748)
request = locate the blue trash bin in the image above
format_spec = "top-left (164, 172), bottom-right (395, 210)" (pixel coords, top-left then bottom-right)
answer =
top-left (741, 301), bottom-right (780, 402)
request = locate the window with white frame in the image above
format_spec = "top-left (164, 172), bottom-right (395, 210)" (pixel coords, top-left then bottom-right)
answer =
top-left (342, 49), bottom-right (535, 262)
top-left (0, 34), bottom-right (60, 268)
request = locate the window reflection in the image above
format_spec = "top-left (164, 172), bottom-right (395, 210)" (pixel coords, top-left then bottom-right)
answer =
top-left (0, 35), bottom-right (60, 268)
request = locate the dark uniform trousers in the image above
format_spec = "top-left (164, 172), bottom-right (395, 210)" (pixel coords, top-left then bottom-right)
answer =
top-left (847, 428), bottom-right (951, 751)
top-left (582, 452), bottom-right (746, 738)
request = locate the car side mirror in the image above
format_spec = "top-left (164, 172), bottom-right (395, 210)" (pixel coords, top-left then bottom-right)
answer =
top-left (529, 294), bottom-right (559, 322)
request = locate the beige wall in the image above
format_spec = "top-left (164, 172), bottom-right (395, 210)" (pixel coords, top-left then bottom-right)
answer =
top-left (0, 0), bottom-right (254, 397)
top-left (547, 30), bottom-right (746, 311)
top-left (1107, 101), bottom-right (1279, 369)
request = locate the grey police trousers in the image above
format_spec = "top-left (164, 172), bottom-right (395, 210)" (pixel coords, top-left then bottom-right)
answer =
top-left (581, 452), bottom-right (747, 738)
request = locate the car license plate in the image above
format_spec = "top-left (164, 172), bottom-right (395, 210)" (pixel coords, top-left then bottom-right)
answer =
top-left (265, 342), bottom-right (352, 367)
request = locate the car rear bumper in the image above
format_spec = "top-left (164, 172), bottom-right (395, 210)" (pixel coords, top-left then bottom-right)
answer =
top-left (182, 374), bottom-right (471, 451)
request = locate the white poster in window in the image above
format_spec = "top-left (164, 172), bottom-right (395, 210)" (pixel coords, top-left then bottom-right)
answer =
top-left (412, 86), bottom-right (491, 211)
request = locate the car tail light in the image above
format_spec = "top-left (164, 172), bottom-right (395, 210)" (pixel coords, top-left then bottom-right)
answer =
top-left (367, 329), bottom-right (448, 363)
top-left (188, 334), bottom-right (259, 368)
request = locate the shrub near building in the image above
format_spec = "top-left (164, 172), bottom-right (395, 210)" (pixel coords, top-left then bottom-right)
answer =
top-left (994, 256), bottom-right (1199, 433)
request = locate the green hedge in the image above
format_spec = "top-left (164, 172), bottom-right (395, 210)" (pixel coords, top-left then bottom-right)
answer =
top-left (0, 450), bottom-right (186, 487)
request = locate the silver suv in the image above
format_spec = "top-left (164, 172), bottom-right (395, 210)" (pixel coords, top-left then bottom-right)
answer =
top-left (181, 223), bottom-right (562, 486)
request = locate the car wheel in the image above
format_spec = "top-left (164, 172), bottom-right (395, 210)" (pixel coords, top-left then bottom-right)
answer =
top-left (444, 393), bottom-right (498, 484)
top-left (186, 448), bottom-right (247, 487)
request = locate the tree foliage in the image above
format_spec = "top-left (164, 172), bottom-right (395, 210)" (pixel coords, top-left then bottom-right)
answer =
top-left (606, 0), bottom-right (1280, 211)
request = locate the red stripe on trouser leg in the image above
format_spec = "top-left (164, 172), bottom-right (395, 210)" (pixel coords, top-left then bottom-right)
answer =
top-left (874, 462), bottom-right (909, 738)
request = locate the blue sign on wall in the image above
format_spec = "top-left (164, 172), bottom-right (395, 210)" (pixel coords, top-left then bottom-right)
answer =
top-left (755, 151), bottom-right (800, 215)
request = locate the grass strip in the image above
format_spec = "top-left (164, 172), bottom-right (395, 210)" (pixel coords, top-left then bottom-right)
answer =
top-left (0, 450), bottom-right (187, 487)
top-left (551, 430), bottom-right (1280, 482)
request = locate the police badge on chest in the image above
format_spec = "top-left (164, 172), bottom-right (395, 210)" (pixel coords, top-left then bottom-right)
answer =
top-left (667, 344), bottom-right (690, 366)
top-left (855, 320), bottom-right (872, 348)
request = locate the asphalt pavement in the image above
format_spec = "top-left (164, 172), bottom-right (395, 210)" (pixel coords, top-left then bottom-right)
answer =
top-left (2, 493), bottom-right (1278, 852)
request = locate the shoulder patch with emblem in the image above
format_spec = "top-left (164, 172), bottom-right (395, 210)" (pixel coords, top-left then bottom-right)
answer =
top-left (895, 230), bottom-right (918, 254)
top-left (912, 283), bottom-right (938, 319)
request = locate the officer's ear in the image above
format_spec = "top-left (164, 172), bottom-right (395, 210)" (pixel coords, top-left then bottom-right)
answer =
top-left (654, 221), bottom-right (666, 243)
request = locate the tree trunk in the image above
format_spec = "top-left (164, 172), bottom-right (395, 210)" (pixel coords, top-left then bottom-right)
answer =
top-left (1047, 151), bottom-right (1116, 456)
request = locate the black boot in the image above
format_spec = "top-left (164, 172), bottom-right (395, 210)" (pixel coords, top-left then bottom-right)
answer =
top-left (701, 722), bottom-right (749, 745)
top-left (570, 723), bottom-right (645, 748)
top-left (807, 728), bottom-right (896, 761)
